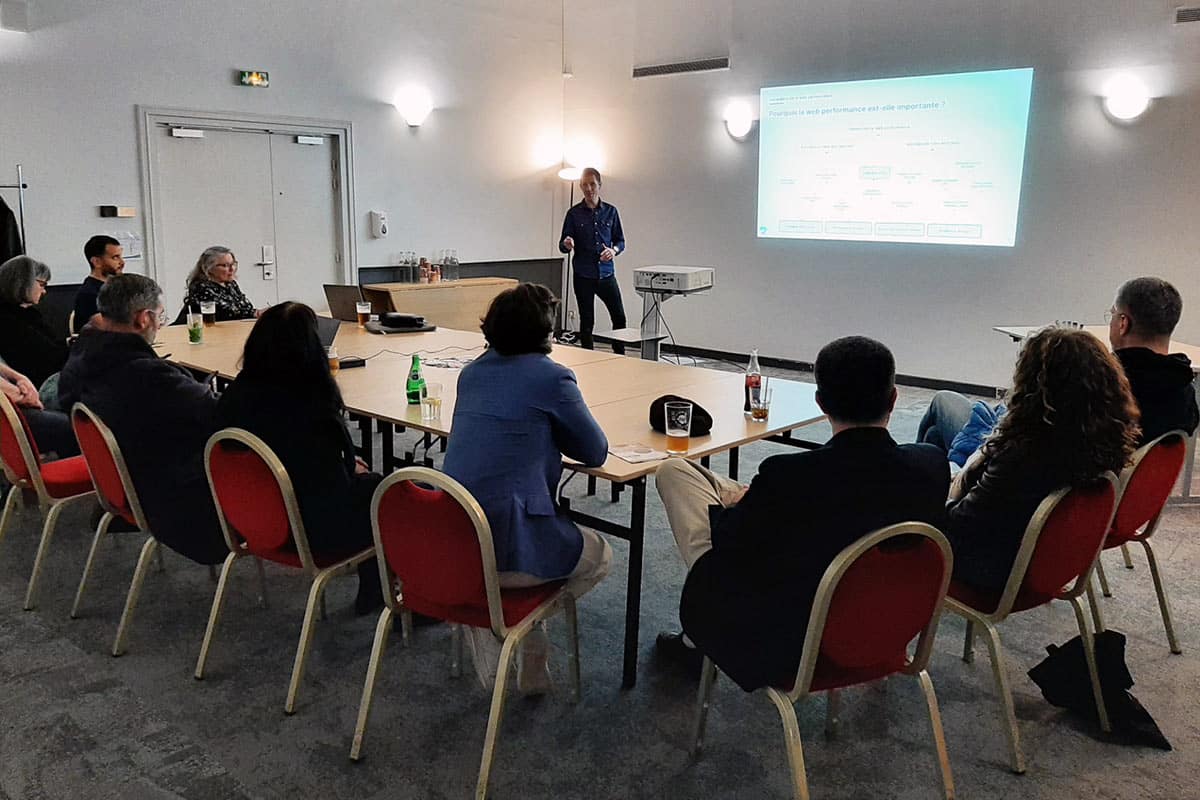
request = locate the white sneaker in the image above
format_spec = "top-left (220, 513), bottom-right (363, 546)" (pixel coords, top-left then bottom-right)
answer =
top-left (464, 626), bottom-right (500, 690)
top-left (516, 624), bottom-right (553, 696)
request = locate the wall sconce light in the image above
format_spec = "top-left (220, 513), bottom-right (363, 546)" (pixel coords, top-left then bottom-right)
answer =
top-left (557, 165), bottom-right (582, 181)
top-left (1102, 73), bottom-right (1151, 122)
top-left (723, 99), bottom-right (755, 139)
top-left (394, 85), bottom-right (434, 127)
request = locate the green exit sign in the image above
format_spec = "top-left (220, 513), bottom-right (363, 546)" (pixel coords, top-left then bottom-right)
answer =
top-left (238, 70), bottom-right (269, 88)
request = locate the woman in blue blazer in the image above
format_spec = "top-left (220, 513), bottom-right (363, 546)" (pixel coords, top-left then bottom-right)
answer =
top-left (443, 283), bottom-right (612, 690)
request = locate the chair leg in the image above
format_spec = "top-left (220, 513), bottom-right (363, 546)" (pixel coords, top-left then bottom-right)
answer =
top-left (563, 594), bottom-right (581, 703)
top-left (112, 537), bottom-right (159, 657)
top-left (256, 557), bottom-right (269, 609)
top-left (766, 688), bottom-right (811, 800)
top-left (1121, 543), bottom-right (1134, 570)
top-left (155, 544), bottom-right (166, 573)
top-left (1086, 576), bottom-right (1106, 634)
top-left (194, 553), bottom-right (240, 680)
top-left (285, 569), bottom-right (335, 714)
top-left (70, 511), bottom-right (114, 619)
top-left (1096, 555), bottom-right (1112, 598)
top-left (450, 624), bottom-right (464, 678)
top-left (349, 606), bottom-right (394, 761)
top-left (24, 499), bottom-right (69, 611)
top-left (978, 620), bottom-right (1024, 774)
top-left (917, 670), bottom-right (956, 799)
top-left (0, 482), bottom-right (22, 553)
top-left (1068, 596), bottom-right (1111, 733)
top-left (824, 689), bottom-right (841, 740)
top-left (691, 656), bottom-right (718, 760)
top-left (1140, 539), bottom-right (1182, 655)
top-left (961, 620), bottom-right (975, 664)
top-left (475, 630), bottom-right (524, 800)
top-left (400, 608), bottom-right (413, 646)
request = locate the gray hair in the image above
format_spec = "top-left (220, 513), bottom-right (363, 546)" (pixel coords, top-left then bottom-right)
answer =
top-left (187, 245), bottom-right (236, 285)
top-left (0, 255), bottom-right (52, 305)
top-left (1116, 277), bottom-right (1183, 338)
top-left (98, 274), bottom-right (163, 324)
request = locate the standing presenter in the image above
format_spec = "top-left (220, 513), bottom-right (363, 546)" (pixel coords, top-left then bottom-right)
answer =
top-left (559, 167), bottom-right (627, 353)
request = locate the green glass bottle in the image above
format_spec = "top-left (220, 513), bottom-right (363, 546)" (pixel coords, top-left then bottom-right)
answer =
top-left (406, 354), bottom-right (425, 405)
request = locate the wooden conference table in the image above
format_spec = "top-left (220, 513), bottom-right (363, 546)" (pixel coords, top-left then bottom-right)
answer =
top-left (156, 319), bottom-right (826, 687)
top-left (994, 325), bottom-right (1200, 503)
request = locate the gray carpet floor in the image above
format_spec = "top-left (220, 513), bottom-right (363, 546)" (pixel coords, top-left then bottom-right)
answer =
top-left (2, 365), bottom-right (1198, 799)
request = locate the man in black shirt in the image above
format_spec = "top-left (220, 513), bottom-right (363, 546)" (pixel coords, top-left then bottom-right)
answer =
top-left (558, 167), bottom-right (627, 353)
top-left (72, 235), bottom-right (124, 333)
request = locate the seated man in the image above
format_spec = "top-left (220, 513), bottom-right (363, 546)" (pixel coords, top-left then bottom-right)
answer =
top-left (918, 275), bottom-right (1198, 458)
top-left (654, 336), bottom-right (950, 691)
top-left (57, 274), bottom-right (226, 564)
top-left (73, 235), bottom-right (125, 333)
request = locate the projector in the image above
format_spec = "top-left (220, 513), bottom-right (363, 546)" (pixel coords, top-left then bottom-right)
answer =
top-left (633, 265), bottom-right (715, 294)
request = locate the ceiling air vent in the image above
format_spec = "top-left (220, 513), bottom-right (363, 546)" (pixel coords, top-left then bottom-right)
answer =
top-left (1176, 5), bottom-right (1200, 23)
top-left (632, 56), bottom-right (730, 79)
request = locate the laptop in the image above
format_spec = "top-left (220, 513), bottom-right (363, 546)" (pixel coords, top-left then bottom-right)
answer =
top-left (315, 314), bottom-right (342, 349)
top-left (323, 284), bottom-right (365, 322)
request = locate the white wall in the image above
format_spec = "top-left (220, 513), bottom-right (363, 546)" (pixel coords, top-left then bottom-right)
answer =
top-left (0, 0), bottom-right (566, 283)
top-left (565, 0), bottom-right (1200, 386)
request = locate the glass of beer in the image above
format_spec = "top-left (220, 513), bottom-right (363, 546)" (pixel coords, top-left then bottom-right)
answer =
top-left (200, 301), bottom-right (217, 327)
top-left (750, 377), bottom-right (772, 422)
top-left (186, 311), bottom-right (203, 344)
top-left (421, 381), bottom-right (443, 420)
top-left (356, 301), bottom-right (372, 328)
top-left (326, 345), bottom-right (340, 373)
top-left (664, 400), bottom-right (692, 455)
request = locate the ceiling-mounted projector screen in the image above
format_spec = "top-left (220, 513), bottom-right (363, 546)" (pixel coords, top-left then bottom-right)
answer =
top-left (757, 68), bottom-right (1034, 247)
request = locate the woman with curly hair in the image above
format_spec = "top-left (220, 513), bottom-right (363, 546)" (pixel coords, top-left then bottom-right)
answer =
top-left (946, 327), bottom-right (1141, 589)
top-left (179, 246), bottom-right (259, 322)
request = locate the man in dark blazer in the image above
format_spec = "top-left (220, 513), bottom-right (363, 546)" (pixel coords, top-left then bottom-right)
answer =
top-left (654, 336), bottom-right (950, 692)
top-left (57, 274), bottom-right (226, 565)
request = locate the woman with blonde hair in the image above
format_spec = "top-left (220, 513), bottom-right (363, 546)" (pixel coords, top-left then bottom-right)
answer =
top-left (946, 327), bottom-right (1140, 589)
top-left (180, 245), bottom-right (259, 321)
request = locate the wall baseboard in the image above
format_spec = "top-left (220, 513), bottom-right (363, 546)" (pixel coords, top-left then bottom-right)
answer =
top-left (661, 343), bottom-right (1000, 398)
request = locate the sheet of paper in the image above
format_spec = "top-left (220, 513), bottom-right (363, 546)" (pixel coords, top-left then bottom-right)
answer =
top-left (609, 442), bottom-right (668, 464)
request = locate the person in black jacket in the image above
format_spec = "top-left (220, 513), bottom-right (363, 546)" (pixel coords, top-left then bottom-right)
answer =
top-left (654, 336), bottom-right (950, 691)
top-left (1107, 276), bottom-right (1199, 441)
top-left (57, 274), bottom-right (227, 565)
top-left (72, 235), bottom-right (125, 333)
top-left (945, 328), bottom-right (1140, 591)
top-left (216, 302), bottom-right (384, 612)
top-left (0, 255), bottom-right (68, 389)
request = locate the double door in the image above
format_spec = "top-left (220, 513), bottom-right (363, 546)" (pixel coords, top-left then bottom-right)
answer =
top-left (151, 126), bottom-right (343, 316)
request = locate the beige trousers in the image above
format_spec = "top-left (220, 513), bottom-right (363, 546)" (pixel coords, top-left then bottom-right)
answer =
top-left (497, 527), bottom-right (613, 598)
top-left (654, 457), bottom-right (746, 568)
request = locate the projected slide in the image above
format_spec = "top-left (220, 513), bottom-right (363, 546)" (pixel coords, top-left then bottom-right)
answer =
top-left (757, 68), bottom-right (1034, 247)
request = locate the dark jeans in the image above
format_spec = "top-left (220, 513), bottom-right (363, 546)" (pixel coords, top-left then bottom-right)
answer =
top-left (573, 275), bottom-right (627, 354)
top-left (24, 408), bottom-right (81, 459)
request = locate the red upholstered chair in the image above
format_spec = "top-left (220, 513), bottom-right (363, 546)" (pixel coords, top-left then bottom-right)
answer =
top-left (68, 403), bottom-right (156, 629)
top-left (195, 428), bottom-right (375, 714)
top-left (0, 393), bottom-right (95, 610)
top-left (1089, 431), bottom-right (1188, 653)
top-left (690, 523), bottom-right (956, 800)
top-left (946, 473), bottom-right (1118, 774)
top-left (349, 467), bottom-right (583, 800)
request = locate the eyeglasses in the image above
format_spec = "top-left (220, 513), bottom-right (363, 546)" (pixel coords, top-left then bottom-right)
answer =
top-left (34, 279), bottom-right (48, 288)
top-left (142, 307), bottom-right (168, 324)
top-left (1103, 308), bottom-right (1127, 324)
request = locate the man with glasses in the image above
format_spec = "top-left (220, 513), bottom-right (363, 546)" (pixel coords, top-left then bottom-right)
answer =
top-left (58, 274), bottom-right (227, 564)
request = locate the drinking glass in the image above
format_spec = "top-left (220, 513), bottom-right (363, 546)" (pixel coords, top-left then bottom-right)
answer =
top-left (200, 301), bottom-right (217, 327)
top-left (356, 301), bottom-right (372, 328)
top-left (186, 311), bottom-right (203, 344)
top-left (750, 377), bottom-right (772, 422)
top-left (664, 401), bottom-right (693, 455)
top-left (326, 345), bottom-right (340, 373)
top-left (421, 381), bottom-right (443, 420)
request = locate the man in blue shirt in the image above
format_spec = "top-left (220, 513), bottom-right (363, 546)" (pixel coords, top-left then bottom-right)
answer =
top-left (559, 167), bottom-right (628, 353)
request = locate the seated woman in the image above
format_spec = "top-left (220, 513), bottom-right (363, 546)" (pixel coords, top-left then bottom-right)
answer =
top-left (945, 327), bottom-right (1139, 590)
top-left (180, 246), bottom-right (259, 322)
top-left (215, 302), bottom-right (383, 611)
top-left (443, 283), bottom-right (612, 690)
top-left (0, 256), bottom-right (69, 391)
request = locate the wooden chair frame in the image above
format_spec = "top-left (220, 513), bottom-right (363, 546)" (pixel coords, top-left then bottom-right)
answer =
top-left (0, 393), bottom-right (95, 611)
top-left (1090, 430), bottom-right (1188, 654)
top-left (195, 427), bottom-right (374, 714)
top-left (349, 467), bottom-right (582, 800)
top-left (946, 472), bottom-right (1118, 774)
top-left (690, 522), bottom-right (955, 800)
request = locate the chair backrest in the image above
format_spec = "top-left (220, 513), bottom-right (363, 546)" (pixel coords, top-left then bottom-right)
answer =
top-left (371, 467), bottom-right (506, 635)
top-left (791, 523), bottom-right (952, 698)
top-left (0, 392), bottom-right (46, 497)
top-left (204, 428), bottom-right (313, 569)
top-left (996, 472), bottom-right (1118, 613)
top-left (70, 403), bottom-right (147, 528)
top-left (1110, 431), bottom-right (1187, 543)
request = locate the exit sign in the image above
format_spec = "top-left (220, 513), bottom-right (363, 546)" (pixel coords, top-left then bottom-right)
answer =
top-left (238, 70), bottom-right (269, 88)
